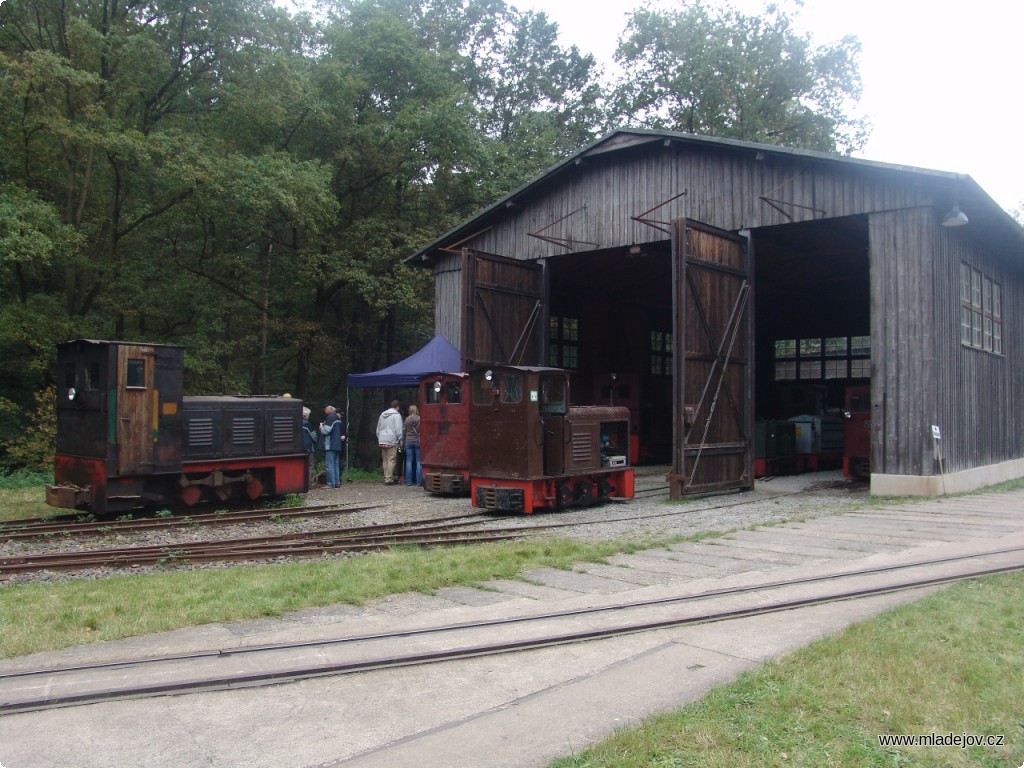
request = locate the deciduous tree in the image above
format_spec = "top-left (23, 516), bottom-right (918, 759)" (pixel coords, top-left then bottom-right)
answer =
top-left (611, 1), bottom-right (869, 154)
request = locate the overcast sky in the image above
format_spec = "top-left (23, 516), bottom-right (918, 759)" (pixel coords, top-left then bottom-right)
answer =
top-left (277, 0), bottom-right (1022, 212)
top-left (524, 0), bottom-right (1023, 213)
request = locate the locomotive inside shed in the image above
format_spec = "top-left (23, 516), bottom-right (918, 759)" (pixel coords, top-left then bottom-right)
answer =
top-left (544, 214), bottom-right (871, 476)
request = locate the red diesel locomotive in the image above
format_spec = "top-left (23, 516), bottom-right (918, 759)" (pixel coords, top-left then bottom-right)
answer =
top-left (467, 365), bottom-right (634, 513)
top-left (46, 339), bottom-right (308, 514)
top-left (419, 372), bottom-right (470, 495)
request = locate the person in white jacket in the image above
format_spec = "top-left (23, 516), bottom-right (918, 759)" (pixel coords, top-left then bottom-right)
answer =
top-left (375, 400), bottom-right (404, 484)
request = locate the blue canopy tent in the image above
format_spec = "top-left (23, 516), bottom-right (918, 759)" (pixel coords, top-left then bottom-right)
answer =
top-left (346, 334), bottom-right (461, 388)
top-left (343, 334), bottom-right (461, 471)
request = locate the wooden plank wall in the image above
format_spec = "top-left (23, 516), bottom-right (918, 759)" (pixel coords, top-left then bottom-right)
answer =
top-left (932, 225), bottom-right (1024, 473)
top-left (434, 253), bottom-right (462, 348)
top-left (869, 206), bottom-right (1024, 476)
top-left (869, 208), bottom-right (937, 476)
top-left (453, 145), bottom-right (933, 260)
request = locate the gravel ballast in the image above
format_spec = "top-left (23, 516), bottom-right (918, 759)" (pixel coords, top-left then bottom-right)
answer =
top-left (1, 468), bottom-right (870, 586)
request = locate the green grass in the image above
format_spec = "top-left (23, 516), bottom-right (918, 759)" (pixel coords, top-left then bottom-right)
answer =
top-left (0, 537), bottom-right (652, 658)
top-left (0, 469), bottom-right (56, 521)
top-left (550, 572), bottom-right (1024, 768)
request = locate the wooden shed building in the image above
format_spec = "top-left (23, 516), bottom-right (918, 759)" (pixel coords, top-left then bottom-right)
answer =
top-left (406, 129), bottom-right (1024, 498)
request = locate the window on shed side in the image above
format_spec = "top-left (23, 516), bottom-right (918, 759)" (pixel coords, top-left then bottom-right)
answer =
top-left (960, 262), bottom-right (1002, 355)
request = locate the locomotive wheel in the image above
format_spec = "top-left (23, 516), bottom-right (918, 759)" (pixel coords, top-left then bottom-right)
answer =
top-left (245, 474), bottom-right (264, 500)
top-left (179, 485), bottom-right (202, 507)
top-left (555, 482), bottom-right (573, 509)
top-left (573, 479), bottom-right (595, 506)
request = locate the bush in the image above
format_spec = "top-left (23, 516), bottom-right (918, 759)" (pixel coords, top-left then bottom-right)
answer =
top-left (1, 385), bottom-right (55, 472)
top-left (0, 467), bottom-right (51, 490)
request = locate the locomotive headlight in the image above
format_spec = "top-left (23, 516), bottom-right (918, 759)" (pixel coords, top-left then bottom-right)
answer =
top-left (484, 370), bottom-right (493, 382)
top-left (67, 387), bottom-right (77, 401)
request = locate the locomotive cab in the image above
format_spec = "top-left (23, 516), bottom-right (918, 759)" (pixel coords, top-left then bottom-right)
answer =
top-left (48, 340), bottom-right (186, 513)
top-left (468, 365), bottom-right (634, 513)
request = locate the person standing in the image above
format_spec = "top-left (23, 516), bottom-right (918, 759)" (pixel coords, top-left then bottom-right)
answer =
top-left (403, 404), bottom-right (422, 487)
top-left (376, 399), bottom-right (404, 485)
top-left (321, 404), bottom-right (346, 488)
top-left (301, 407), bottom-right (317, 487)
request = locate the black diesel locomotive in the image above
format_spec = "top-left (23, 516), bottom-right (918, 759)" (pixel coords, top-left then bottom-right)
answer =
top-left (47, 339), bottom-right (307, 514)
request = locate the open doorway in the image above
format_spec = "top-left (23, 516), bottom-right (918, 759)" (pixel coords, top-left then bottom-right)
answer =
top-left (752, 215), bottom-right (871, 476)
top-left (546, 241), bottom-right (674, 463)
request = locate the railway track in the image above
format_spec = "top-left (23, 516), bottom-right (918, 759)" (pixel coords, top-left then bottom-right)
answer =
top-left (0, 480), bottom-right (865, 577)
top-left (0, 513), bottom-right (523, 575)
top-left (3, 543), bottom-right (1021, 715)
top-left (0, 502), bottom-right (385, 541)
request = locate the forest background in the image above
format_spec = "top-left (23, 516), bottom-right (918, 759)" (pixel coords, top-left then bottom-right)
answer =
top-left (0, 0), bottom-right (872, 472)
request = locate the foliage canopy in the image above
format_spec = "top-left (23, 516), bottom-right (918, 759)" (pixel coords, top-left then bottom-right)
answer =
top-left (0, 0), bottom-right (867, 469)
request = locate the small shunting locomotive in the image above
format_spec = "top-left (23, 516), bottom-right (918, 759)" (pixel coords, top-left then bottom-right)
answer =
top-left (467, 365), bottom-right (634, 513)
top-left (46, 339), bottom-right (308, 514)
top-left (419, 372), bottom-right (470, 495)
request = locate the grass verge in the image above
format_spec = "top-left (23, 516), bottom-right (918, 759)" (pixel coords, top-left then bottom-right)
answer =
top-left (550, 572), bottom-right (1024, 768)
top-left (0, 470), bottom-right (54, 521)
top-left (0, 537), bottom-right (651, 658)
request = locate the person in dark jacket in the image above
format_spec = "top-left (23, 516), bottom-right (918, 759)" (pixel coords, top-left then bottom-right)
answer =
top-left (403, 404), bottom-right (422, 487)
top-left (301, 407), bottom-right (316, 487)
top-left (321, 404), bottom-right (346, 488)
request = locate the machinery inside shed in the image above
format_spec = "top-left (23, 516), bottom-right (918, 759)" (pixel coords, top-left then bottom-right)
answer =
top-left (545, 214), bottom-right (871, 473)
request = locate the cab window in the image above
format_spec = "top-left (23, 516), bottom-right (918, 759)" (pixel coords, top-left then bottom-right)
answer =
top-left (126, 358), bottom-right (146, 388)
top-left (473, 372), bottom-right (522, 405)
top-left (539, 374), bottom-right (567, 414)
top-left (500, 374), bottom-right (522, 404)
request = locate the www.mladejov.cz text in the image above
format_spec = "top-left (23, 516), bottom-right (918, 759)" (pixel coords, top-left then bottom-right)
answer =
top-left (877, 732), bottom-right (1005, 749)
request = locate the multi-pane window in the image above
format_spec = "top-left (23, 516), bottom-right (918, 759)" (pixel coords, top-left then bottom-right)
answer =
top-left (960, 263), bottom-right (1002, 355)
top-left (850, 336), bottom-right (871, 377)
top-left (824, 337), bottom-right (848, 379)
top-left (549, 316), bottom-right (579, 369)
top-left (774, 339), bottom-right (797, 380)
top-left (775, 336), bottom-right (870, 381)
top-left (650, 331), bottom-right (673, 375)
top-left (798, 338), bottom-right (821, 380)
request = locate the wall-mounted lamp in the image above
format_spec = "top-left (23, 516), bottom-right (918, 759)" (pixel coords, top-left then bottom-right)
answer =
top-left (942, 203), bottom-right (969, 227)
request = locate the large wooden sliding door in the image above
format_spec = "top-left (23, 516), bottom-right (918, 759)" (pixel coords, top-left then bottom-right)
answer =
top-left (671, 219), bottom-right (753, 497)
top-left (461, 250), bottom-right (546, 369)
